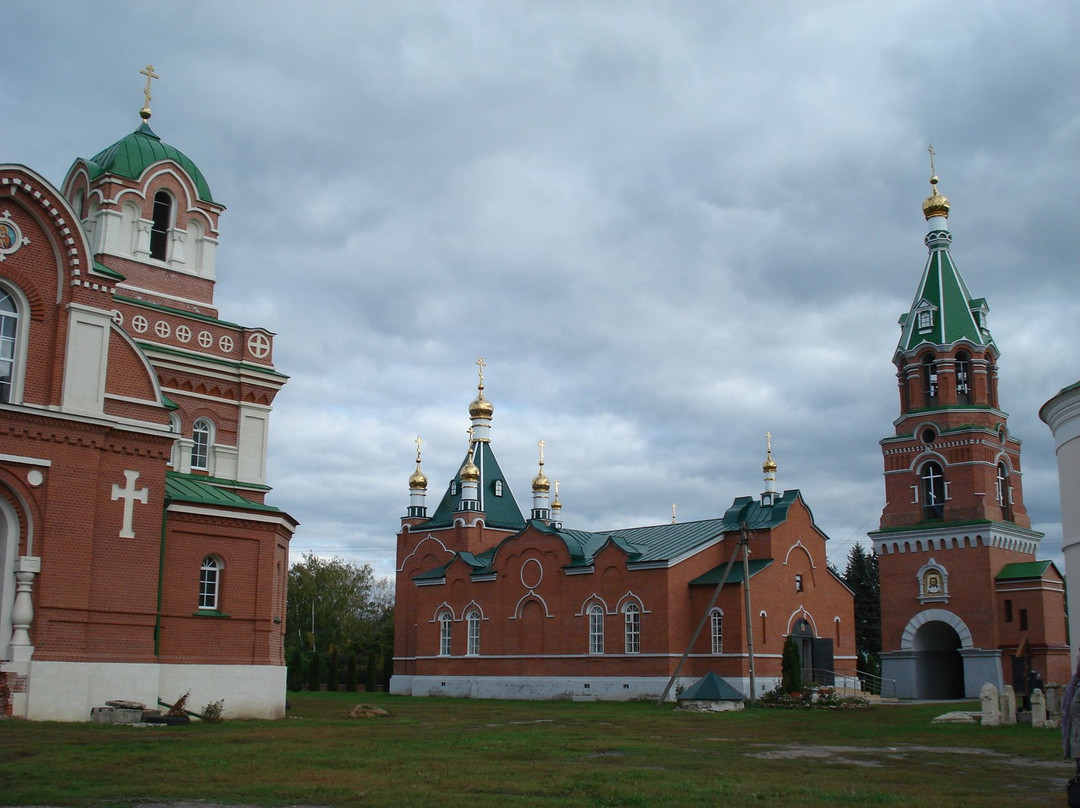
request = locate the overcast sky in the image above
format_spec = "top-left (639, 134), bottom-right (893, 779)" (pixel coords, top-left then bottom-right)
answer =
top-left (6, 1), bottom-right (1079, 579)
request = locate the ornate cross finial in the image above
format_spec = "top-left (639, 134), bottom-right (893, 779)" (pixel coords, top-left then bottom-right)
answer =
top-left (139, 64), bottom-right (159, 121)
top-left (672, 503), bottom-right (677, 524)
top-left (928, 143), bottom-right (937, 178)
top-left (476, 357), bottom-right (486, 386)
top-left (766, 431), bottom-right (772, 451)
top-left (554, 480), bottom-right (560, 497)
top-left (538, 439), bottom-right (545, 466)
top-left (414, 435), bottom-right (424, 463)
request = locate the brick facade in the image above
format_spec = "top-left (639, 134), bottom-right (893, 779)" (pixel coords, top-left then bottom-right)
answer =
top-left (0, 117), bottom-right (295, 720)
top-left (392, 390), bottom-right (855, 701)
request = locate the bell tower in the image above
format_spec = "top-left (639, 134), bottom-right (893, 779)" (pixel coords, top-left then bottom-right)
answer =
top-left (869, 155), bottom-right (1062, 700)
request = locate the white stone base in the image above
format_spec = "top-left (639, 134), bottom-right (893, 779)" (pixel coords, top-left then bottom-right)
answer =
top-left (390, 674), bottom-right (780, 702)
top-left (15, 660), bottom-right (286, 721)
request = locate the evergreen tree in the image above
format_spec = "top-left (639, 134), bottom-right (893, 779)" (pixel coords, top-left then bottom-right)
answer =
top-left (843, 542), bottom-right (882, 675)
top-left (781, 635), bottom-right (802, 694)
top-left (346, 652), bottom-right (358, 692)
top-left (327, 646), bottom-right (340, 692)
top-left (287, 646), bottom-right (304, 692)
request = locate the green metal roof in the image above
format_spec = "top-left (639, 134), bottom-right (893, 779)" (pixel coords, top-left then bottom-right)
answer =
top-left (678, 672), bottom-right (744, 701)
top-left (165, 471), bottom-right (279, 512)
top-left (421, 441), bottom-right (526, 531)
top-left (996, 560), bottom-right (1054, 581)
top-left (82, 122), bottom-right (214, 203)
top-left (92, 260), bottom-right (125, 281)
top-left (688, 558), bottom-right (774, 586)
top-left (896, 226), bottom-right (995, 355)
top-left (550, 491), bottom-right (805, 567)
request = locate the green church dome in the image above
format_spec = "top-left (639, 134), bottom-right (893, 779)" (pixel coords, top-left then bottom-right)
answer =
top-left (84, 122), bottom-right (213, 203)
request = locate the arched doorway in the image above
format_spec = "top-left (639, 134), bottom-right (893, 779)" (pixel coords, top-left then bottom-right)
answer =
top-left (913, 620), bottom-right (964, 699)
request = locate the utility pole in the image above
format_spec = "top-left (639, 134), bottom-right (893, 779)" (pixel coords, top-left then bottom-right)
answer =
top-left (741, 522), bottom-right (756, 700)
top-left (658, 522), bottom-right (752, 705)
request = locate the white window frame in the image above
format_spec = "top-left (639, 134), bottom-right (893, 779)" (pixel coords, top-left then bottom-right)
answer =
top-left (199, 555), bottom-right (221, 610)
top-left (191, 418), bottom-right (213, 471)
top-left (466, 610), bottom-right (480, 656)
top-left (624, 603), bottom-right (640, 654)
top-left (0, 284), bottom-right (29, 405)
top-left (710, 609), bottom-right (723, 655)
top-left (588, 604), bottom-right (604, 654)
top-left (439, 611), bottom-right (453, 656)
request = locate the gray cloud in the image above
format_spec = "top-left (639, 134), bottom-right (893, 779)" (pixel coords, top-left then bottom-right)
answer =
top-left (7, 0), bottom-right (1078, 576)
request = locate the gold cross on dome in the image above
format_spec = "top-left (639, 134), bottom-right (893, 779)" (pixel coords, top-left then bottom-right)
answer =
top-left (927, 143), bottom-right (937, 177)
top-left (538, 439), bottom-right (545, 465)
top-left (414, 435), bottom-right (423, 462)
top-left (476, 357), bottom-right (486, 385)
top-left (766, 431), bottom-right (772, 453)
top-left (139, 65), bottom-right (159, 115)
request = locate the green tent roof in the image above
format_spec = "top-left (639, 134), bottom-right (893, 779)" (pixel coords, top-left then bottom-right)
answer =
top-left (896, 225), bottom-right (995, 355)
top-left (82, 122), bottom-right (214, 203)
top-left (421, 441), bottom-right (526, 531)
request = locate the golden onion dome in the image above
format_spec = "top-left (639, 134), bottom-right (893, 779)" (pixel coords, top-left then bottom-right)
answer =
top-left (460, 453), bottom-right (480, 483)
top-left (922, 176), bottom-right (950, 219)
top-left (763, 456), bottom-right (777, 474)
top-left (469, 388), bottom-right (494, 419)
top-left (532, 469), bottom-right (550, 492)
top-left (409, 463), bottom-right (428, 491)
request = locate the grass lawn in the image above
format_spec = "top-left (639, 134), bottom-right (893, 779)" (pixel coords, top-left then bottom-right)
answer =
top-left (0, 692), bottom-right (1070, 807)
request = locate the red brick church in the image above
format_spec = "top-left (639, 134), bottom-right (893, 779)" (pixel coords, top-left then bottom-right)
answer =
top-left (870, 167), bottom-right (1068, 698)
top-left (0, 70), bottom-right (295, 719)
top-left (392, 363), bottom-right (856, 701)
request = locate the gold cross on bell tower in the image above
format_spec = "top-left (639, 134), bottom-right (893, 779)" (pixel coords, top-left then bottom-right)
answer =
top-left (139, 64), bottom-right (159, 121)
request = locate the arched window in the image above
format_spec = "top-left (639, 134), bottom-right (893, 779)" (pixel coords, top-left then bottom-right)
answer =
top-left (466, 610), bottom-right (480, 656)
top-left (199, 555), bottom-right (222, 610)
top-left (149, 191), bottom-right (172, 261)
top-left (921, 461), bottom-right (946, 520)
top-left (191, 418), bottom-right (213, 471)
top-left (439, 611), bottom-right (453, 656)
top-left (710, 608), bottom-right (723, 655)
top-left (955, 351), bottom-right (971, 405)
top-left (624, 603), bottom-right (640, 654)
top-left (588, 604), bottom-right (604, 654)
top-left (996, 462), bottom-right (1013, 521)
top-left (922, 355), bottom-right (938, 406)
top-left (0, 290), bottom-right (19, 404)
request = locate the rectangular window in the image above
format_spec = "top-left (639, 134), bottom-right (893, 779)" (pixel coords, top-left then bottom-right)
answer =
top-left (1004, 599), bottom-right (1013, 623)
top-left (1019, 609), bottom-right (1028, 631)
top-left (795, 574), bottom-right (804, 592)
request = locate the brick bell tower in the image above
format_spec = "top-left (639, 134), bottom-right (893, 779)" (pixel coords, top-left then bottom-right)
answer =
top-left (870, 156), bottom-right (1067, 699)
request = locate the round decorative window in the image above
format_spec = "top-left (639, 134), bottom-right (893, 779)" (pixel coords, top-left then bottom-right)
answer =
top-left (176, 325), bottom-right (191, 343)
top-left (132, 315), bottom-right (148, 333)
top-left (198, 330), bottom-right (213, 348)
top-left (111, 310), bottom-right (124, 326)
top-left (247, 332), bottom-right (271, 359)
top-left (219, 335), bottom-right (234, 353)
top-left (921, 427), bottom-right (937, 444)
top-left (154, 320), bottom-right (170, 338)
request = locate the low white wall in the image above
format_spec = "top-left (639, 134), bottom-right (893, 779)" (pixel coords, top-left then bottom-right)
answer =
top-left (393, 674), bottom-right (778, 702)
top-left (24, 660), bottom-right (286, 721)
